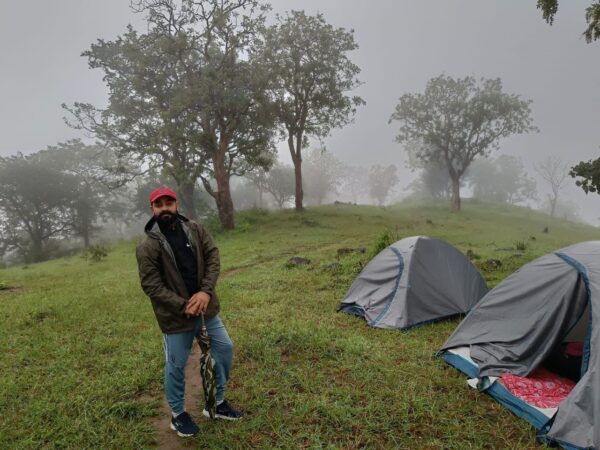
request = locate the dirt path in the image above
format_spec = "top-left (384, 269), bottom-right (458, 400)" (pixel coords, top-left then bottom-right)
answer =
top-left (150, 345), bottom-right (204, 450)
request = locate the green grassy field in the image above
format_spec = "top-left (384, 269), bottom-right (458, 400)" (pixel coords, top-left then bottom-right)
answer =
top-left (1, 201), bottom-right (599, 449)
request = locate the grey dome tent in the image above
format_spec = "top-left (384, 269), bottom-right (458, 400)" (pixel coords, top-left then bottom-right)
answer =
top-left (339, 236), bottom-right (489, 330)
top-left (440, 241), bottom-right (600, 449)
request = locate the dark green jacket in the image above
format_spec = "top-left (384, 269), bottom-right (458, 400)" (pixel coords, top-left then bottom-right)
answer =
top-left (136, 214), bottom-right (220, 333)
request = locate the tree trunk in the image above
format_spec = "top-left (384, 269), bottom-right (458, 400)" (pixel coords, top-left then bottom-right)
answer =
top-left (30, 234), bottom-right (44, 263)
top-left (451, 175), bottom-right (461, 212)
top-left (257, 184), bottom-right (264, 209)
top-left (82, 228), bottom-right (91, 248)
top-left (550, 195), bottom-right (558, 217)
top-left (178, 181), bottom-right (197, 220)
top-left (213, 144), bottom-right (235, 230)
top-left (288, 133), bottom-right (304, 211)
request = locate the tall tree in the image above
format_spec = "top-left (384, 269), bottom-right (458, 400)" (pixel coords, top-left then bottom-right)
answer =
top-left (390, 75), bottom-right (536, 212)
top-left (37, 140), bottom-right (132, 247)
top-left (64, 24), bottom-right (205, 219)
top-left (537, 1), bottom-right (600, 42)
top-left (534, 155), bottom-right (569, 217)
top-left (368, 164), bottom-right (399, 206)
top-left (260, 10), bottom-right (364, 211)
top-left (0, 154), bottom-right (78, 262)
top-left (65, 0), bottom-right (275, 229)
top-left (260, 162), bottom-right (296, 208)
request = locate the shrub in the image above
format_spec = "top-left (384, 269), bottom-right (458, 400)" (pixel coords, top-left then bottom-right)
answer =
top-left (81, 245), bottom-right (109, 263)
top-left (371, 228), bottom-right (401, 257)
top-left (514, 240), bottom-right (527, 251)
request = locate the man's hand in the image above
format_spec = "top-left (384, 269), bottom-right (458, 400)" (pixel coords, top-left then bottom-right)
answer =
top-left (185, 291), bottom-right (211, 316)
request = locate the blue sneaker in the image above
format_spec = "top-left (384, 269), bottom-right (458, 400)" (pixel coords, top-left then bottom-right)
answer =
top-left (170, 411), bottom-right (199, 437)
top-left (203, 400), bottom-right (243, 421)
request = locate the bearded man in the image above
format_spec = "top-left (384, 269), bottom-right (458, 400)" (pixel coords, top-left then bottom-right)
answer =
top-left (136, 186), bottom-right (242, 438)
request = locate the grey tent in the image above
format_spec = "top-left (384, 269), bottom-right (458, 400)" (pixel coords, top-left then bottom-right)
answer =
top-left (339, 236), bottom-right (488, 330)
top-left (440, 241), bottom-right (600, 449)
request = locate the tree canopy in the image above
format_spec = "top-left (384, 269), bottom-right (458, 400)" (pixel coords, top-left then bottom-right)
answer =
top-left (390, 75), bottom-right (536, 212)
top-left (65, 0), bottom-right (276, 228)
top-left (537, 0), bottom-right (600, 42)
top-left (260, 10), bottom-right (364, 210)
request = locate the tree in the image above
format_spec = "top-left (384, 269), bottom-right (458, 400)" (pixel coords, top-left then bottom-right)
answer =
top-left (406, 162), bottom-right (454, 200)
top-left (537, 1), bottom-right (600, 42)
top-left (534, 155), bottom-right (569, 217)
top-left (390, 75), bottom-right (536, 212)
top-left (368, 165), bottom-right (399, 206)
top-left (65, 0), bottom-right (276, 229)
top-left (261, 162), bottom-right (296, 208)
top-left (340, 165), bottom-right (369, 204)
top-left (303, 148), bottom-right (345, 205)
top-left (0, 154), bottom-right (78, 262)
top-left (570, 158), bottom-right (600, 194)
top-left (468, 155), bottom-right (537, 204)
top-left (260, 10), bottom-right (364, 211)
top-left (37, 140), bottom-right (132, 247)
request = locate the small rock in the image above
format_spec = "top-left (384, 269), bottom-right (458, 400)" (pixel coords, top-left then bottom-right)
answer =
top-left (286, 257), bottom-right (311, 267)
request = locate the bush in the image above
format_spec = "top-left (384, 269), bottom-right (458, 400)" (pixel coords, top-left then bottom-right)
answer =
top-left (514, 240), bottom-right (527, 251)
top-left (81, 245), bottom-right (109, 262)
top-left (371, 228), bottom-right (401, 257)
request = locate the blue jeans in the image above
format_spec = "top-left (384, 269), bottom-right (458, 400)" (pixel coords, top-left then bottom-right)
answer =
top-left (162, 315), bottom-right (233, 415)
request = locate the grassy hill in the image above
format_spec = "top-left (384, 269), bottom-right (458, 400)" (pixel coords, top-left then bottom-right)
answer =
top-left (1, 201), bottom-right (598, 449)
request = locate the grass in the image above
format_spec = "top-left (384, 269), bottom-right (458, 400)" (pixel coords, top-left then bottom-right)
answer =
top-left (1, 200), bottom-right (599, 449)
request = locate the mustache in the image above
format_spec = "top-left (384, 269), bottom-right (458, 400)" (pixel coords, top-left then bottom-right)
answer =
top-left (156, 210), bottom-right (178, 221)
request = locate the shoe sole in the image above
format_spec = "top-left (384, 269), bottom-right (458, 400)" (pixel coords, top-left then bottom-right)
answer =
top-left (202, 409), bottom-right (242, 421)
top-left (170, 422), bottom-right (198, 437)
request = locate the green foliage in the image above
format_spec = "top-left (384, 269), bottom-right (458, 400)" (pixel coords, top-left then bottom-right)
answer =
top-left (538, 0), bottom-right (600, 43)
top-left (80, 245), bottom-right (109, 263)
top-left (65, 0), bottom-right (276, 227)
top-left (371, 227), bottom-right (401, 257)
top-left (260, 10), bottom-right (364, 210)
top-left (0, 154), bottom-right (79, 262)
top-left (390, 75), bottom-right (537, 211)
top-left (514, 240), bottom-right (528, 251)
top-left (0, 281), bottom-right (9, 290)
top-left (537, 0), bottom-right (558, 24)
top-left (570, 157), bottom-right (600, 194)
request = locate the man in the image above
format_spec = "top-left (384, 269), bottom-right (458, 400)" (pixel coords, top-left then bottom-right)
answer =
top-left (136, 186), bottom-right (242, 438)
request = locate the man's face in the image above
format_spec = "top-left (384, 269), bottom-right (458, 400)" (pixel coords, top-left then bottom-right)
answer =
top-left (150, 196), bottom-right (178, 223)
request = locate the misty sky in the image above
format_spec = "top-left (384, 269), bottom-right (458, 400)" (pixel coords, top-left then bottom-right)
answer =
top-left (2, 1), bottom-right (600, 221)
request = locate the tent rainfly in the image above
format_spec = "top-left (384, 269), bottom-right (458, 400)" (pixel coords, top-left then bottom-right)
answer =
top-left (339, 236), bottom-right (489, 330)
top-left (440, 241), bottom-right (600, 449)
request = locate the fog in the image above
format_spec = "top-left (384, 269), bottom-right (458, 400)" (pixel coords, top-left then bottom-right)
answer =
top-left (1, 1), bottom-right (600, 222)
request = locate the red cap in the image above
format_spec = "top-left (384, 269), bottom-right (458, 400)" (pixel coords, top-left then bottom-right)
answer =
top-left (149, 186), bottom-right (177, 203)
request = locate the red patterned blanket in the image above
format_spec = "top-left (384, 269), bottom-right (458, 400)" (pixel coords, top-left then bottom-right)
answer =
top-left (499, 368), bottom-right (576, 409)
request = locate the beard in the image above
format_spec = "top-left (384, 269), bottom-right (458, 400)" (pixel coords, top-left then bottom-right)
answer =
top-left (157, 210), bottom-right (177, 224)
